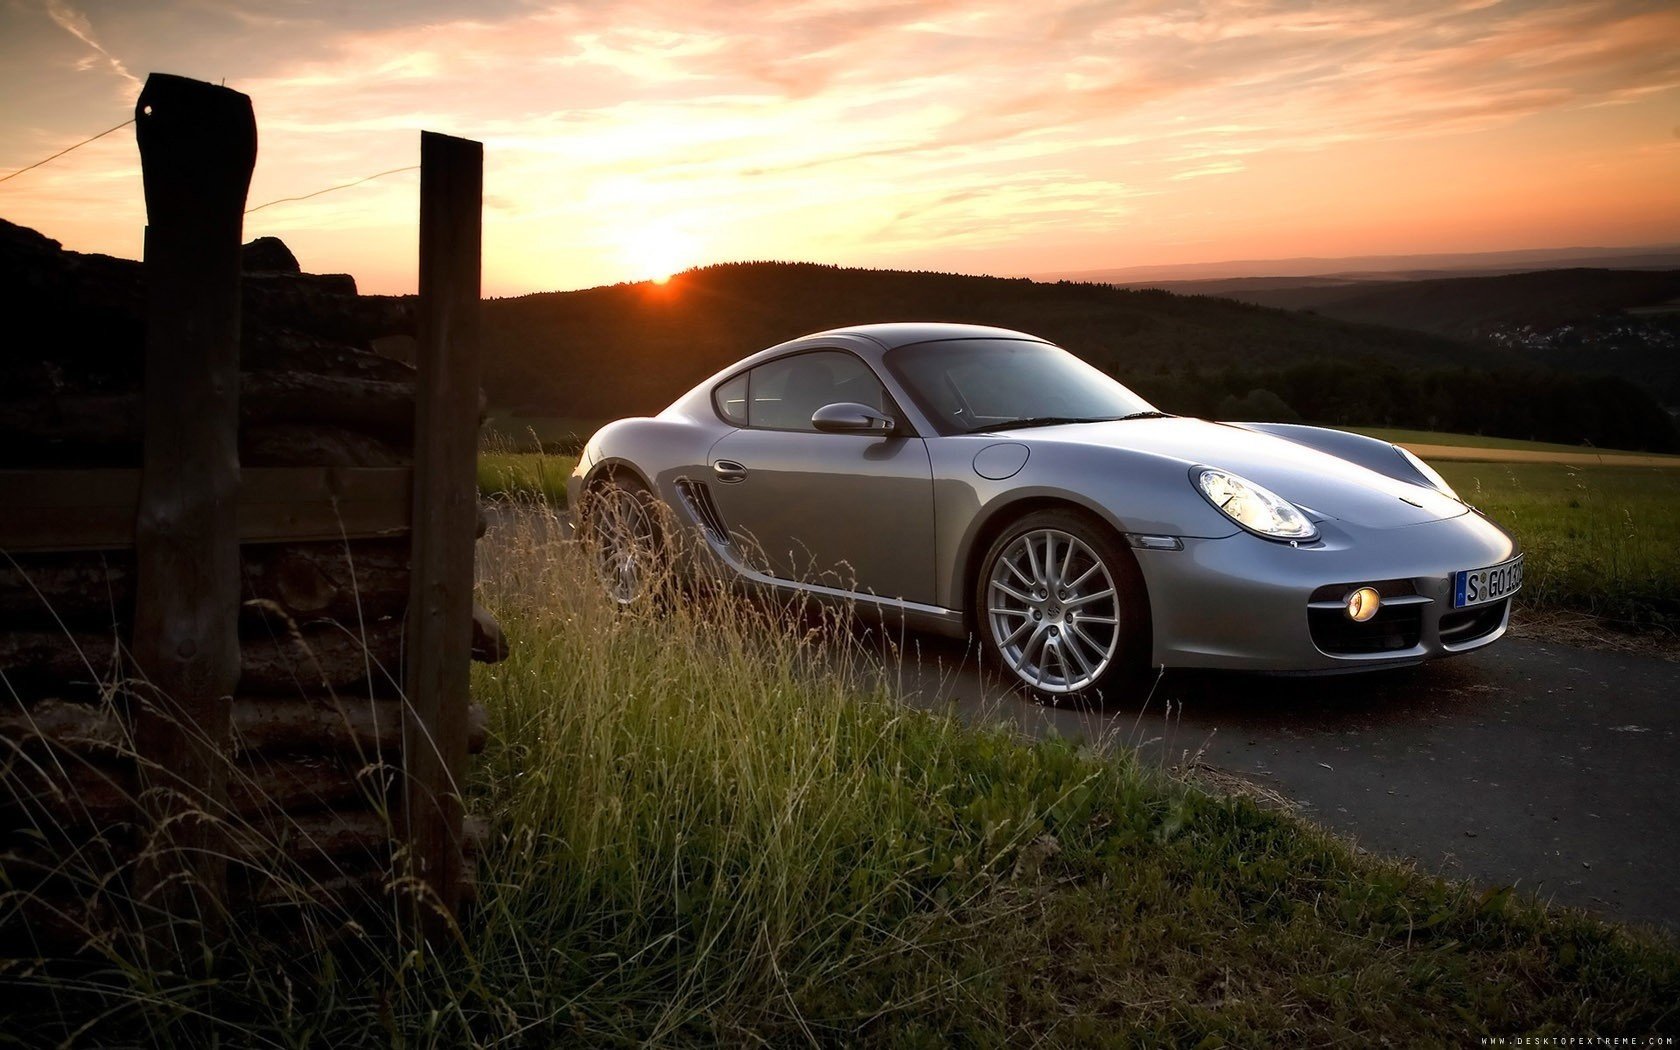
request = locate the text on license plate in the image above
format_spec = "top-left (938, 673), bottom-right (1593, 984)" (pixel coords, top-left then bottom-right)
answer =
top-left (1454, 556), bottom-right (1523, 609)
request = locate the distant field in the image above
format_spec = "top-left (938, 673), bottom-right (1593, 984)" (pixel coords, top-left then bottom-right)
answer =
top-left (483, 412), bottom-right (608, 454)
top-left (1436, 461), bottom-right (1680, 630)
top-left (1347, 426), bottom-right (1680, 461)
top-left (479, 451), bottom-right (577, 506)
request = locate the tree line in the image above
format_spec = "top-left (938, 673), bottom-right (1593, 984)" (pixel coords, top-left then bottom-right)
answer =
top-left (1132, 359), bottom-right (1678, 453)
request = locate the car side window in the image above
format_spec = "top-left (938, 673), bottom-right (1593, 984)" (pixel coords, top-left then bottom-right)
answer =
top-left (714, 372), bottom-right (749, 426)
top-left (743, 350), bottom-right (887, 432)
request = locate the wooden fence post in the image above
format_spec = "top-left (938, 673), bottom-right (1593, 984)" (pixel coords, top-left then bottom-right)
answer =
top-left (130, 74), bottom-right (256, 946)
top-left (403, 130), bottom-right (483, 931)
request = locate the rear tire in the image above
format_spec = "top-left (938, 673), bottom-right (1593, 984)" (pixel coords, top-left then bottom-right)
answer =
top-left (585, 474), bottom-right (663, 605)
top-left (974, 509), bottom-right (1152, 707)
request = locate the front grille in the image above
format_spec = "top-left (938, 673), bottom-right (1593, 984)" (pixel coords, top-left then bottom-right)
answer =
top-left (1439, 599), bottom-right (1508, 646)
top-left (675, 479), bottom-right (731, 545)
top-left (1309, 603), bottom-right (1424, 655)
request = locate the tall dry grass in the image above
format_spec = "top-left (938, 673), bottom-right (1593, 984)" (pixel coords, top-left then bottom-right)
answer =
top-left (464, 501), bottom-right (1095, 1041)
top-left (4, 501), bottom-right (1677, 1045)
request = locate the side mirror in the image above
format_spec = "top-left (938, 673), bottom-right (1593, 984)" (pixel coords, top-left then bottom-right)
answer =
top-left (811, 402), bottom-right (896, 434)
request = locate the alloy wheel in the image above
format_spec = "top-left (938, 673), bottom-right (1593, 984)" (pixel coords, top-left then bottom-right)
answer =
top-left (592, 485), bottom-right (657, 604)
top-left (986, 528), bottom-right (1121, 694)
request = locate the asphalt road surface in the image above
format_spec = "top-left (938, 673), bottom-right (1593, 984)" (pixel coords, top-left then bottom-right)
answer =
top-left (871, 629), bottom-right (1679, 934)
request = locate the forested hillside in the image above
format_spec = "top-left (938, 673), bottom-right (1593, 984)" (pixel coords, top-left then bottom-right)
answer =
top-left (1226, 268), bottom-right (1680, 337)
top-left (1215, 268), bottom-right (1680, 411)
top-left (483, 263), bottom-right (1490, 414)
top-left (481, 261), bottom-right (1677, 452)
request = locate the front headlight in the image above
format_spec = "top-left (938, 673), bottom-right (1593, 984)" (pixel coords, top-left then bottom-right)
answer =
top-left (1394, 445), bottom-right (1459, 501)
top-left (1195, 467), bottom-right (1318, 541)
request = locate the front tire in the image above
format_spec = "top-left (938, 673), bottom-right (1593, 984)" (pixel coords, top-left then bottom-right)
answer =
top-left (975, 509), bottom-right (1152, 706)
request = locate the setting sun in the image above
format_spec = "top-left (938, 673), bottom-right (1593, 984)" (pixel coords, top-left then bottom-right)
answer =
top-left (621, 225), bottom-right (700, 286)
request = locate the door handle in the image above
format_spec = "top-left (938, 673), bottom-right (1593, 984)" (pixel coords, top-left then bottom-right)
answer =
top-left (713, 459), bottom-right (748, 483)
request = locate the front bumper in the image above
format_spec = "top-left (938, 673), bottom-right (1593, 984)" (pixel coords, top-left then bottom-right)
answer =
top-left (1136, 510), bottom-right (1519, 673)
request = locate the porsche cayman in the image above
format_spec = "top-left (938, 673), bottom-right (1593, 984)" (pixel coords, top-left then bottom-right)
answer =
top-left (568, 323), bottom-right (1521, 703)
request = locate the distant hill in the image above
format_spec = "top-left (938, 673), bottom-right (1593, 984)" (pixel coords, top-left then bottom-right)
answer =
top-left (1032, 244), bottom-right (1680, 285)
top-left (481, 261), bottom-right (1502, 422)
top-left (1218, 268), bottom-right (1680, 337)
top-left (1181, 268), bottom-right (1680, 410)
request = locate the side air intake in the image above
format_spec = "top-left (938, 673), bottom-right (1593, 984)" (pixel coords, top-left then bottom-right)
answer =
top-left (675, 479), bottom-right (732, 545)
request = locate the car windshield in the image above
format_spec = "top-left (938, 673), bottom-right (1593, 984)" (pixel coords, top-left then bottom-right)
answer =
top-left (883, 339), bottom-right (1158, 435)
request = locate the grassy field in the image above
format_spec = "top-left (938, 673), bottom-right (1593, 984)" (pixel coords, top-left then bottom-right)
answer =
top-left (17, 498), bottom-right (1677, 1043)
top-left (233, 519), bottom-right (1680, 1038)
top-left (1347, 426), bottom-right (1680, 459)
top-left (478, 450), bottom-right (577, 507)
top-left (456, 518), bottom-right (1680, 1043)
top-left (1438, 461), bottom-right (1680, 630)
top-left (482, 412), bottom-right (608, 454)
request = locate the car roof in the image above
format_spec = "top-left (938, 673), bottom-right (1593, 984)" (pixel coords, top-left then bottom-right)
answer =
top-left (660, 321), bottom-right (1059, 426)
top-left (795, 322), bottom-right (1050, 350)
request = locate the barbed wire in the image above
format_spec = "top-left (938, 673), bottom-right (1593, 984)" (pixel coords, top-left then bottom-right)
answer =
top-left (244, 165), bottom-right (419, 214)
top-left (1, 115), bottom-right (421, 216)
top-left (0, 118), bottom-right (135, 184)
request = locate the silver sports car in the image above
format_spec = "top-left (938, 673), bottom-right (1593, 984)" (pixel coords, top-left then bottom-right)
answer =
top-left (569, 323), bottom-right (1522, 703)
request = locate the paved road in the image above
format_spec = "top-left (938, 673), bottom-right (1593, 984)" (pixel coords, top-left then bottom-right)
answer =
top-left (872, 631), bottom-right (1679, 933)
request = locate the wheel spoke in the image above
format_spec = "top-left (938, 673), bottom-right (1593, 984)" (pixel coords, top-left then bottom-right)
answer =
top-left (1074, 613), bottom-right (1117, 625)
top-left (1065, 562), bottom-right (1101, 590)
top-left (1021, 624), bottom-right (1048, 665)
top-left (1059, 633), bottom-right (1091, 681)
top-left (1065, 587), bottom-right (1115, 609)
top-left (990, 579), bottom-right (1035, 604)
top-left (1000, 619), bottom-right (1034, 647)
top-left (1069, 623), bottom-right (1109, 667)
top-left (1024, 532), bottom-right (1043, 583)
top-left (1005, 559), bottom-right (1036, 588)
top-left (989, 606), bottom-right (1030, 618)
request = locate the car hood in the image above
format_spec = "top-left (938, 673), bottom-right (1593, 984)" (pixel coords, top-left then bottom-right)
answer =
top-left (1006, 417), bottom-right (1468, 529)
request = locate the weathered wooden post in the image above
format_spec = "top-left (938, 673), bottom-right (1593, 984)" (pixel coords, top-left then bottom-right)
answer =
top-left (403, 130), bottom-right (483, 931)
top-left (130, 74), bottom-right (256, 944)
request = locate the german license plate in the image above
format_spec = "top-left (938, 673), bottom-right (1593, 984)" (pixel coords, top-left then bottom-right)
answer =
top-left (1454, 555), bottom-right (1522, 609)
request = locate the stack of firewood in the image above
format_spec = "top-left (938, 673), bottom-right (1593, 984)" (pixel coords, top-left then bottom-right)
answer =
top-left (0, 218), bottom-right (502, 952)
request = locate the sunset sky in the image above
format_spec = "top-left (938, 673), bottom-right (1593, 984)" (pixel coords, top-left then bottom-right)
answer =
top-left (1, 0), bottom-right (1677, 296)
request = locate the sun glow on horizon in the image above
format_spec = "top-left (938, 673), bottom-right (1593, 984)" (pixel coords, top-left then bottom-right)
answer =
top-left (621, 224), bottom-right (701, 286)
top-left (2, 1), bottom-right (1677, 295)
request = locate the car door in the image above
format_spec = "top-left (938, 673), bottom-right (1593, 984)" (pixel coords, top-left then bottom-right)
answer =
top-left (705, 349), bottom-right (937, 605)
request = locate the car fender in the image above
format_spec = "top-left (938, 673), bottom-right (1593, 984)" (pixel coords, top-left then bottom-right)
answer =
top-left (930, 439), bottom-right (1240, 613)
top-left (574, 416), bottom-right (732, 510)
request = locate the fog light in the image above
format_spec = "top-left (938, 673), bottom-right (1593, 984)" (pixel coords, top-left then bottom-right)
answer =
top-left (1345, 586), bottom-right (1381, 622)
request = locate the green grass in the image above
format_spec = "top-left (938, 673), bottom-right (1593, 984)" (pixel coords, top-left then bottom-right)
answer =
top-left (1437, 462), bottom-right (1680, 630)
top-left (482, 412), bottom-right (608, 455)
top-left (9, 506), bottom-right (1677, 1044)
top-left (460, 513), bottom-right (1680, 1043)
top-left (478, 451), bottom-right (578, 506)
top-left (1348, 426), bottom-right (1680, 458)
